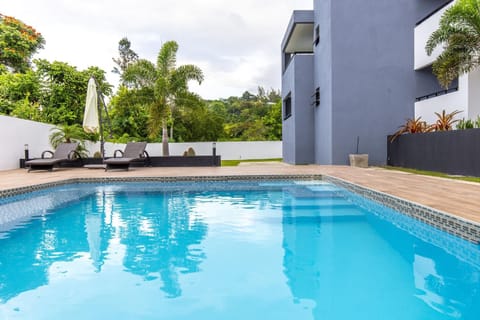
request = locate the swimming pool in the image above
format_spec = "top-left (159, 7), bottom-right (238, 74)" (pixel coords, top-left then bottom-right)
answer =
top-left (0, 180), bottom-right (479, 319)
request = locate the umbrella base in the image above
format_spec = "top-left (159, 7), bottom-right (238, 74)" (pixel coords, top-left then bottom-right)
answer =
top-left (84, 164), bottom-right (107, 169)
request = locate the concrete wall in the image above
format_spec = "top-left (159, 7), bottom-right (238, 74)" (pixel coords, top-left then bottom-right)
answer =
top-left (415, 0), bottom-right (453, 24)
top-left (282, 54), bottom-right (315, 164)
top-left (0, 115), bottom-right (55, 170)
top-left (313, 0), bottom-right (333, 164)
top-left (282, 54), bottom-right (296, 164)
top-left (0, 115), bottom-right (282, 171)
top-left (328, 0), bottom-right (416, 165)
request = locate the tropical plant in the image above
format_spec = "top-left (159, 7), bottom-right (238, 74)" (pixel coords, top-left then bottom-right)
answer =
top-left (430, 109), bottom-right (462, 131)
top-left (0, 14), bottom-right (45, 73)
top-left (475, 115), bottom-right (480, 128)
top-left (390, 117), bottom-right (431, 142)
top-left (123, 41), bottom-right (204, 155)
top-left (49, 124), bottom-right (92, 157)
top-left (425, 0), bottom-right (480, 88)
top-left (456, 117), bottom-right (475, 129)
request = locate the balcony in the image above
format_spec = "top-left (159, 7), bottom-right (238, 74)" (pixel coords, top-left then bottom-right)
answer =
top-left (282, 10), bottom-right (314, 72)
top-left (414, 2), bottom-right (454, 70)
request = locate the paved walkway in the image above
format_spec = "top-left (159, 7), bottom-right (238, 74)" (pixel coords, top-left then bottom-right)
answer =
top-left (1, 164), bottom-right (479, 224)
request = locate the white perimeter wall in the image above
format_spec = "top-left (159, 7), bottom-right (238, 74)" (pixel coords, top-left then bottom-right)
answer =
top-left (0, 115), bottom-right (55, 170)
top-left (0, 115), bottom-right (282, 171)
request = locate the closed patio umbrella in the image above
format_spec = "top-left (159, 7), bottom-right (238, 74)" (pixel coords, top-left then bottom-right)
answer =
top-left (83, 77), bottom-right (100, 134)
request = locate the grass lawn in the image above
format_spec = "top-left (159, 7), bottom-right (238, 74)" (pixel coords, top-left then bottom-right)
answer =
top-left (221, 158), bottom-right (282, 166)
top-left (384, 166), bottom-right (480, 183)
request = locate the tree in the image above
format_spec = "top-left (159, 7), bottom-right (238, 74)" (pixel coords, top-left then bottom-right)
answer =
top-left (0, 70), bottom-right (40, 115)
top-left (112, 37), bottom-right (139, 80)
top-left (0, 14), bottom-right (45, 73)
top-left (123, 41), bottom-right (203, 155)
top-left (262, 101), bottom-right (282, 140)
top-left (109, 85), bottom-right (149, 140)
top-left (425, 0), bottom-right (480, 88)
top-left (35, 59), bottom-right (112, 125)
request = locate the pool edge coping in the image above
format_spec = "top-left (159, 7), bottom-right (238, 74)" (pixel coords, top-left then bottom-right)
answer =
top-left (323, 175), bottom-right (480, 244)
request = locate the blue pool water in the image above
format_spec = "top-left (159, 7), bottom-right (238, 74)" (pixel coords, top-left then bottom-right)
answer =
top-left (0, 180), bottom-right (479, 319)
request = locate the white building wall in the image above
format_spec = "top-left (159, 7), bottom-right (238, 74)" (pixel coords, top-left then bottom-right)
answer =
top-left (414, 2), bottom-right (453, 70)
top-left (0, 115), bottom-right (282, 171)
top-left (468, 68), bottom-right (480, 119)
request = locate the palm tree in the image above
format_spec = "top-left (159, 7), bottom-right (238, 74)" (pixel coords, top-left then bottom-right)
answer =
top-left (123, 41), bottom-right (204, 155)
top-left (425, 0), bottom-right (480, 88)
top-left (49, 124), bottom-right (93, 157)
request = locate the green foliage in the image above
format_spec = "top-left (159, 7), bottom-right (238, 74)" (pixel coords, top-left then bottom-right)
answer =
top-left (49, 124), bottom-right (90, 157)
top-left (173, 100), bottom-right (224, 142)
top-left (475, 116), bottom-right (480, 128)
top-left (35, 59), bottom-right (112, 125)
top-left (217, 87), bottom-right (282, 141)
top-left (425, 0), bottom-right (480, 88)
top-left (0, 14), bottom-right (45, 73)
top-left (122, 41), bottom-right (204, 154)
top-left (263, 101), bottom-right (282, 140)
top-left (10, 94), bottom-right (43, 121)
top-left (456, 118), bottom-right (474, 129)
top-left (0, 70), bottom-right (40, 114)
top-left (457, 116), bottom-right (480, 129)
top-left (108, 86), bottom-right (149, 140)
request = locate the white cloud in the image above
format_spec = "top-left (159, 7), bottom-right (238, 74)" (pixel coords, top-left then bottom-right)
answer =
top-left (2, 0), bottom-right (312, 99)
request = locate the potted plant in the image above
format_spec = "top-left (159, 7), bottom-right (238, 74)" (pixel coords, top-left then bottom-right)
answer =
top-left (349, 136), bottom-right (368, 168)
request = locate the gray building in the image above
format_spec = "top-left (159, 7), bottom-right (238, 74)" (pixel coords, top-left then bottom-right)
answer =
top-left (281, 0), bottom-right (453, 165)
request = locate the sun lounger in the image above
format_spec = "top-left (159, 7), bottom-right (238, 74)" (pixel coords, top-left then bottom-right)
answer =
top-left (103, 142), bottom-right (149, 171)
top-left (26, 142), bottom-right (81, 172)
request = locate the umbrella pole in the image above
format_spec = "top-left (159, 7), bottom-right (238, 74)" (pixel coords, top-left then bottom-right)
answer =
top-left (97, 84), bottom-right (105, 160)
top-left (92, 76), bottom-right (111, 160)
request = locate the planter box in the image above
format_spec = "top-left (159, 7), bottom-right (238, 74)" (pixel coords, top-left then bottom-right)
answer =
top-left (387, 129), bottom-right (480, 176)
top-left (349, 154), bottom-right (368, 168)
top-left (21, 156), bottom-right (221, 169)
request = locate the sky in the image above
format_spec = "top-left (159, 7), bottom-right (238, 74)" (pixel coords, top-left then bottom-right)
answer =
top-left (2, 0), bottom-right (312, 100)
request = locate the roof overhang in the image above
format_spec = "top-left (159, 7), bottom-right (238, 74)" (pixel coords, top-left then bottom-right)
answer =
top-left (281, 10), bottom-right (314, 54)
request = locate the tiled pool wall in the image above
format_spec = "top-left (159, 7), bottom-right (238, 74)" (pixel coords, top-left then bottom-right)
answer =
top-left (323, 175), bottom-right (480, 244)
top-left (1, 174), bottom-right (479, 245)
top-left (0, 175), bottom-right (323, 198)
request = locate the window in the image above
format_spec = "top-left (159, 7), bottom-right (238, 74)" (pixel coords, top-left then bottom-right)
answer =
top-left (283, 94), bottom-right (292, 120)
top-left (314, 25), bottom-right (320, 46)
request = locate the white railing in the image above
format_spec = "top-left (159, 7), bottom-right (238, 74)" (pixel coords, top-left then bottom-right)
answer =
top-left (414, 75), bottom-right (468, 124)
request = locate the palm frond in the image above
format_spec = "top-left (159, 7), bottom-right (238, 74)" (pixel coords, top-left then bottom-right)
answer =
top-left (123, 59), bottom-right (157, 89)
top-left (425, 0), bottom-right (480, 88)
top-left (157, 41), bottom-right (178, 76)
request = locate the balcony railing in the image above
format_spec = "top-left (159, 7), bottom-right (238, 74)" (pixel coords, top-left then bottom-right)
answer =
top-left (415, 87), bottom-right (458, 102)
